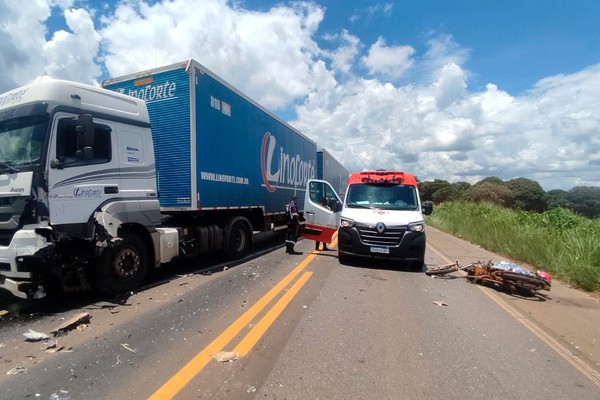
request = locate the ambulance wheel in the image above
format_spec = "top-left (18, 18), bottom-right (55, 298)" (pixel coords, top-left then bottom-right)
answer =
top-left (94, 233), bottom-right (150, 296)
top-left (408, 260), bottom-right (425, 272)
top-left (338, 250), bottom-right (351, 265)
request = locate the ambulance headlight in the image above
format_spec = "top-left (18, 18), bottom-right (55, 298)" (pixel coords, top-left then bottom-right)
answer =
top-left (408, 221), bottom-right (424, 232)
top-left (340, 217), bottom-right (355, 228)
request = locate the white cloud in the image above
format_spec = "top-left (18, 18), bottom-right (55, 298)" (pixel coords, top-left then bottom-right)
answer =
top-left (0, 0), bottom-right (599, 190)
top-left (350, 2), bottom-right (393, 23)
top-left (100, 0), bottom-right (326, 110)
top-left (294, 38), bottom-right (600, 190)
top-left (43, 8), bottom-right (102, 85)
top-left (0, 0), bottom-right (52, 89)
top-left (361, 37), bottom-right (415, 80)
top-left (324, 30), bottom-right (361, 74)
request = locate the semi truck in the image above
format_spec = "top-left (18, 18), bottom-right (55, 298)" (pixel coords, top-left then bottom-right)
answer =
top-left (0, 59), bottom-right (345, 299)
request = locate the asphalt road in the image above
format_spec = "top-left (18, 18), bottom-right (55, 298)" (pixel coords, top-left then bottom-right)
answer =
top-left (0, 228), bottom-right (599, 400)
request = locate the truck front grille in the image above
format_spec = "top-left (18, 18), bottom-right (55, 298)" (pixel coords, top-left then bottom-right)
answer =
top-left (356, 224), bottom-right (406, 246)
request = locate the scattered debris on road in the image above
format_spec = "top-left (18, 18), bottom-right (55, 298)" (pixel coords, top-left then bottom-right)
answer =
top-left (45, 341), bottom-right (70, 353)
top-left (433, 301), bottom-right (448, 307)
top-left (23, 329), bottom-right (50, 342)
top-left (121, 343), bottom-right (137, 353)
top-left (211, 351), bottom-right (239, 362)
top-left (6, 366), bottom-right (27, 375)
top-left (50, 312), bottom-right (91, 336)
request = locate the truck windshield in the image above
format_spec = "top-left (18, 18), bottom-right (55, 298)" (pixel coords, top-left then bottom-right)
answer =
top-left (0, 114), bottom-right (48, 170)
top-left (345, 183), bottom-right (419, 211)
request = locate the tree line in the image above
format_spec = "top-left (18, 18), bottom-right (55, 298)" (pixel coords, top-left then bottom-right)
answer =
top-left (418, 177), bottom-right (600, 219)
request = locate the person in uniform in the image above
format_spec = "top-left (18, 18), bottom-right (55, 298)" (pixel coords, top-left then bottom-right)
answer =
top-left (285, 195), bottom-right (302, 255)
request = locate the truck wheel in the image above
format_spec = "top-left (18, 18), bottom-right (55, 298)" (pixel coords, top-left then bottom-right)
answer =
top-left (94, 233), bottom-right (150, 296)
top-left (225, 220), bottom-right (250, 260)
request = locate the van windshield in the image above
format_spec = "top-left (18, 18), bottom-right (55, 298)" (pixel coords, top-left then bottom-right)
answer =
top-left (0, 114), bottom-right (48, 170)
top-left (345, 183), bottom-right (419, 211)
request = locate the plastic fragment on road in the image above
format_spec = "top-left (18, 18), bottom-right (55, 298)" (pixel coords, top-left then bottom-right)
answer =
top-left (50, 312), bottom-right (91, 335)
top-left (121, 343), bottom-right (136, 353)
top-left (211, 351), bottom-right (239, 362)
top-left (49, 389), bottom-right (69, 400)
top-left (23, 329), bottom-right (50, 342)
top-left (433, 301), bottom-right (448, 306)
top-left (7, 366), bottom-right (27, 375)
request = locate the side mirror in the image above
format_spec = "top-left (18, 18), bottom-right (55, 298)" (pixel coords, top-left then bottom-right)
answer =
top-left (334, 201), bottom-right (342, 212)
top-left (50, 159), bottom-right (63, 169)
top-left (76, 114), bottom-right (94, 148)
top-left (76, 114), bottom-right (94, 161)
top-left (422, 200), bottom-right (433, 215)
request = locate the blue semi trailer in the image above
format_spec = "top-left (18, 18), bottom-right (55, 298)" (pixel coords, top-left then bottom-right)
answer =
top-left (317, 148), bottom-right (349, 198)
top-left (0, 59), bottom-right (345, 299)
top-left (102, 60), bottom-right (317, 217)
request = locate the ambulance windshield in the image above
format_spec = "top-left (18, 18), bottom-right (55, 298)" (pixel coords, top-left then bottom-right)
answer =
top-left (345, 183), bottom-right (418, 211)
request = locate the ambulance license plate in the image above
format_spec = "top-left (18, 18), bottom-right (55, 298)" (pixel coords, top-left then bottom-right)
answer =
top-left (370, 246), bottom-right (389, 254)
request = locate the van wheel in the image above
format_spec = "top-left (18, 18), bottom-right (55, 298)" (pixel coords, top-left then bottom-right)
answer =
top-left (93, 233), bottom-right (149, 296)
top-left (338, 250), bottom-right (351, 265)
top-left (225, 220), bottom-right (251, 260)
top-left (408, 260), bottom-right (424, 272)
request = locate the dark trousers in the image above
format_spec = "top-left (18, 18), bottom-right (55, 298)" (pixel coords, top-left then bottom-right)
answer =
top-left (286, 221), bottom-right (299, 253)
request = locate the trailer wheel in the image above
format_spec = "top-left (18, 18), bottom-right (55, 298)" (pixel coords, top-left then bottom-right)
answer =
top-left (93, 233), bottom-right (150, 296)
top-left (225, 220), bottom-right (250, 260)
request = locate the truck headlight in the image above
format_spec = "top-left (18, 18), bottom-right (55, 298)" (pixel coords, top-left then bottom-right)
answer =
top-left (408, 221), bottom-right (424, 232)
top-left (340, 217), bottom-right (355, 228)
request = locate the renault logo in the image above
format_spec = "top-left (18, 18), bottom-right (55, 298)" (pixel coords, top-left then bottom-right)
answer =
top-left (375, 222), bottom-right (386, 233)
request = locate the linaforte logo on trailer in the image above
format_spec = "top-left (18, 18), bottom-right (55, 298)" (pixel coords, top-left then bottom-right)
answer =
top-left (260, 132), bottom-right (315, 192)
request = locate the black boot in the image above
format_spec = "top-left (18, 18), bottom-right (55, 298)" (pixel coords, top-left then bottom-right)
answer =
top-left (286, 243), bottom-right (292, 253)
top-left (289, 244), bottom-right (303, 255)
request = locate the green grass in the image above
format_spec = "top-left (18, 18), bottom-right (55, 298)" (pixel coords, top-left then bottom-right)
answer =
top-left (426, 201), bottom-right (600, 292)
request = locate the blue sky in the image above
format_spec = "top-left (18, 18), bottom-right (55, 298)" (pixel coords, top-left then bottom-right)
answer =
top-left (2, 0), bottom-right (600, 190)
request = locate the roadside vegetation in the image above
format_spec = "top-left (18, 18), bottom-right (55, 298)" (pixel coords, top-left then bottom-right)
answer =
top-left (419, 176), bottom-right (600, 292)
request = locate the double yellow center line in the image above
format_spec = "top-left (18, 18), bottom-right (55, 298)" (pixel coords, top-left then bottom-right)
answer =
top-left (148, 238), bottom-right (336, 399)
